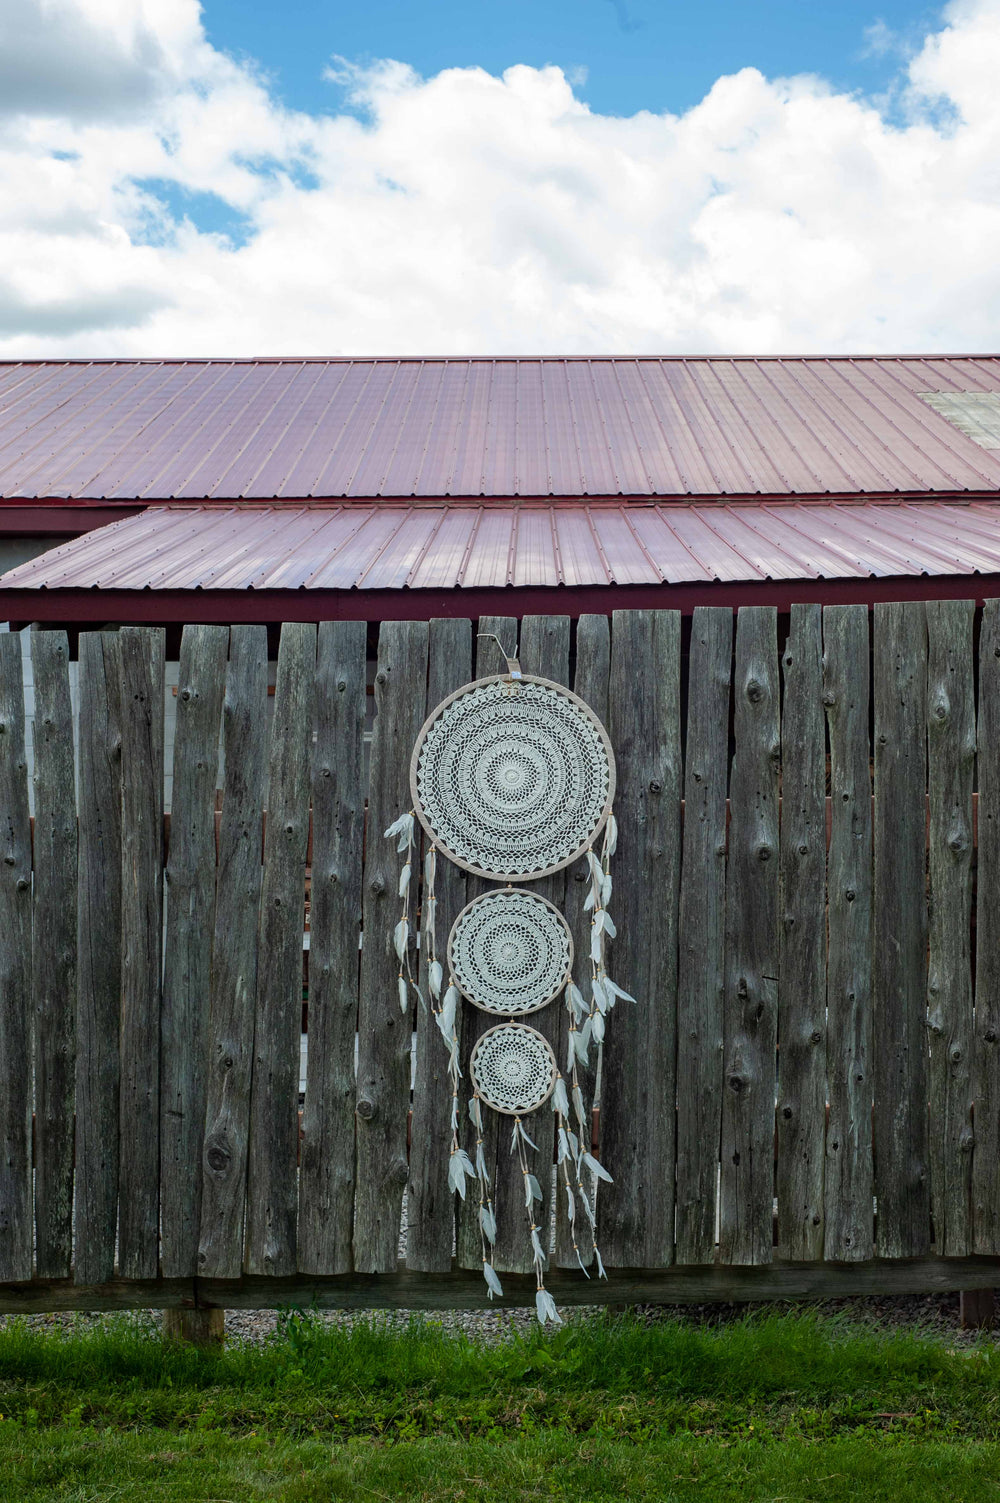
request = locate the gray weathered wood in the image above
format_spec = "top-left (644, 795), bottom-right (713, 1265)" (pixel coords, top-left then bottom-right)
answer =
top-left (0, 633), bottom-right (33, 1282)
top-left (823, 605), bottom-right (873, 1262)
top-left (926, 600), bottom-right (975, 1257)
top-left (298, 619), bottom-right (367, 1275)
top-left (873, 601), bottom-right (930, 1258)
top-left (489, 614), bottom-right (569, 1274)
top-left (10, 1255), bottom-right (1000, 1316)
top-left (556, 613), bottom-right (610, 1269)
top-left (456, 616), bottom-right (518, 1274)
top-left (599, 609), bottom-right (682, 1268)
top-left (159, 626), bottom-right (228, 1279)
top-left (354, 620), bottom-right (429, 1273)
top-left (246, 623), bottom-right (316, 1276)
top-left (198, 626), bottom-right (269, 1279)
top-left (74, 633), bottom-right (123, 1286)
top-left (407, 617), bottom-right (471, 1272)
top-left (719, 606), bottom-right (780, 1266)
top-left (975, 600), bottom-right (1000, 1254)
top-left (675, 607), bottom-right (732, 1266)
top-left (118, 626), bottom-right (165, 1281)
top-left (776, 605), bottom-right (826, 1262)
top-left (30, 631), bottom-right (77, 1279)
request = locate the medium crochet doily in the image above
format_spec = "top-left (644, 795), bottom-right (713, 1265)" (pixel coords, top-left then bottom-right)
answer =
top-left (448, 888), bottom-right (572, 1016)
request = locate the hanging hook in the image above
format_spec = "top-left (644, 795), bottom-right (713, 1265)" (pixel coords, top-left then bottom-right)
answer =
top-left (477, 631), bottom-right (522, 681)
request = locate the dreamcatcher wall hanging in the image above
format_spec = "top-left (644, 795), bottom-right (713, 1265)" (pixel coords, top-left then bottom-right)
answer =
top-left (385, 636), bottom-right (633, 1325)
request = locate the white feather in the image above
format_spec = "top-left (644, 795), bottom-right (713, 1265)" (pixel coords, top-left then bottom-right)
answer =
top-left (398, 863), bottom-right (411, 898)
top-left (397, 976), bottom-right (409, 1014)
top-left (483, 1260), bottom-right (503, 1298)
top-left (591, 1011), bottom-right (605, 1043)
top-left (428, 959), bottom-right (443, 1000)
top-left (602, 911), bottom-right (617, 939)
top-left (393, 919), bottom-right (409, 963)
top-left (552, 1076), bottom-right (570, 1118)
top-left (590, 926), bottom-right (603, 964)
top-left (605, 978), bottom-right (636, 1004)
top-left (583, 1150), bottom-right (613, 1184)
top-left (535, 1288), bottom-right (562, 1326)
top-left (480, 1205), bottom-right (497, 1244)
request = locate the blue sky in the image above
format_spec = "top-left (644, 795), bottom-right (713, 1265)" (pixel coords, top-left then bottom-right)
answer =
top-left (2, 0), bottom-right (999, 357)
top-left (202, 0), bottom-right (936, 119)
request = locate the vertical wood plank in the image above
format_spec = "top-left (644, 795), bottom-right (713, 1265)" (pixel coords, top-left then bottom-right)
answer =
top-left (775, 604), bottom-right (826, 1262)
top-left (246, 623), bottom-right (316, 1276)
top-left (556, 613), bottom-right (610, 1269)
top-left (719, 606), bottom-right (780, 1267)
top-left (74, 632), bottom-right (123, 1286)
top-left (198, 626), bottom-right (268, 1280)
top-left (599, 609), bottom-right (682, 1268)
top-left (117, 626), bottom-right (164, 1280)
top-left (456, 616), bottom-right (518, 1273)
top-left (487, 614), bottom-right (570, 1274)
top-left (873, 601), bottom-right (930, 1258)
top-left (30, 631), bottom-right (77, 1279)
top-left (407, 617), bottom-right (471, 1272)
top-left (0, 633), bottom-right (32, 1281)
top-left (675, 607), bottom-right (732, 1266)
top-left (975, 599), bottom-right (1000, 1253)
top-left (823, 605), bottom-right (873, 1261)
top-left (298, 619), bottom-right (367, 1275)
top-left (159, 625), bottom-right (228, 1279)
top-left (354, 620), bottom-right (429, 1273)
top-left (926, 599), bottom-right (975, 1257)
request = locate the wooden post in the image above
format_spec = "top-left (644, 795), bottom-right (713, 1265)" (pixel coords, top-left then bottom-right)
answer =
top-left (162, 1307), bottom-right (226, 1349)
top-left (960, 1289), bottom-right (996, 1331)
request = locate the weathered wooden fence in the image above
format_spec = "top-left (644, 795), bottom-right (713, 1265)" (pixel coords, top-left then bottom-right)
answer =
top-left (2, 602), bottom-right (1000, 1313)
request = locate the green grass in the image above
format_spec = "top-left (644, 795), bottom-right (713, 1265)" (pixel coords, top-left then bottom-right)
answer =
top-left (1, 1309), bottom-right (998, 1499)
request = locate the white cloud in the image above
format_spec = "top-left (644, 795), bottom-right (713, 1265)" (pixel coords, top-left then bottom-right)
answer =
top-left (1, 0), bottom-right (1000, 355)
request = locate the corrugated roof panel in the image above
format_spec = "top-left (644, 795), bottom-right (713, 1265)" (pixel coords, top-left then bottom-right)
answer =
top-left (8, 498), bottom-right (1000, 594)
top-left (407, 506), bottom-right (481, 589)
top-left (510, 506), bottom-right (560, 588)
top-left (563, 362), bottom-right (620, 495)
top-left (586, 509), bottom-right (663, 585)
top-left (172, 362), bottom-right (306, 499)
top-left (6, 357), bottom-right (1000, 502)
top-left (317, 362), bottom-right (401, 497)
top-left (346, 361), bottom-right (425, 498)
top-left (551, 508), bottom-right (612, 588)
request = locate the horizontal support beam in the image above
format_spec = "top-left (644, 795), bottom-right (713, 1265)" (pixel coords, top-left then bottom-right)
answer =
top-left (2, 573), bottom-right (998, 628)
top-left (1, 1259), bottom-right (998, 1314)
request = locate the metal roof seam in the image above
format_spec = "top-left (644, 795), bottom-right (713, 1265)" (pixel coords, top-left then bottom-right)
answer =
top-left (776, 360), bottom-right (895, 491)
top-left (409, 359), bottom-right (447, 497)
top-left (679, 360), bottom-right (772, 494)
top-left (305, 360), bottom-right (376, 497)
top-left (608, 360), bottom-right (659, 496)
top-left (811, 358), bottom-right (943, 491)
top-left (584, 356), bottom-right (623, 495)
top-left (547, 506), bottom-right (565, 587)
top-left (343, 360), bottom-right (412, 498)
top-left (403, 505), bottom-right (450, 588)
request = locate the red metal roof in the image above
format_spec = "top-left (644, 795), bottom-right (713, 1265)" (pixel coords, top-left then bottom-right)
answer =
top-left (5, 499), bottom-right (1000, 593)
top-left (3, 357), bottom-right (1000, 502)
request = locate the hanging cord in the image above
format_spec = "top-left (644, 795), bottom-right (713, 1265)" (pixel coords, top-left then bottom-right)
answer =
top-left (476, 631), bottom-right (522, 693)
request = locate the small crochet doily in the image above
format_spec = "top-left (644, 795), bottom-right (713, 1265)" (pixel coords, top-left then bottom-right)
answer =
top-left (448, 888), bottom-right (572, 1016)
top-left (470, 1022), bottom-right (558, 1116)
top-left (411, 674), bottom-right (615, 881)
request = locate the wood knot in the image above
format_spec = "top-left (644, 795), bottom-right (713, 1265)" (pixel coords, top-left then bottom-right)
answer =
top-left (781, 1105), bottom-right (793, 1120)
top-left (337, 679), bottom-right (347, 692)
top-left (746, 679), bottom-right (763, 703)
top-left (728, 1074), bottom-right (745, 1093)
top-left (648, 779), bottom-right (662, 794)
top-left (375, 670), bottom-right (388, 686)
top-left (357, 1099), bottom-right (376, 1121)
top-left (206, 1144), bottom-right (230, 1173)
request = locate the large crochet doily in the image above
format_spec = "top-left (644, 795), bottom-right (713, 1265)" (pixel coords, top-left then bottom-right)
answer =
top-left (448, 889), bottom-right (572, 1016)
top-left (411, 675), bottom-right (615, 880)
top-left (470, 1023), bottom-right (557, 1115)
